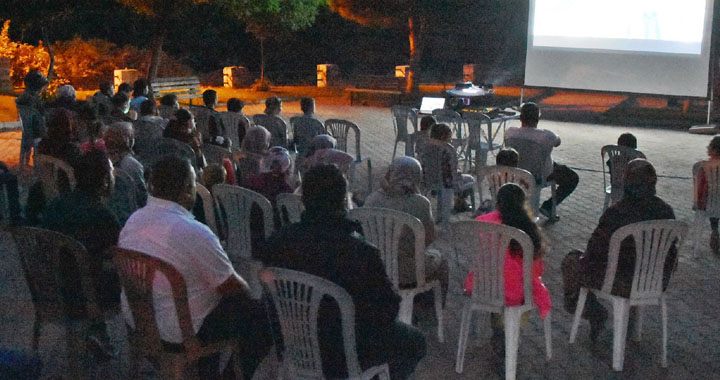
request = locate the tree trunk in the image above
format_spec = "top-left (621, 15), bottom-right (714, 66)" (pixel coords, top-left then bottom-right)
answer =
top-left (260, 37), bottom-right (265, 81)
top-left (41, 27), bottom-right (55, 80)
top-left (406, 16), bottom-right (417, 93)
top-left (148, 29), bottom-right (166, 84)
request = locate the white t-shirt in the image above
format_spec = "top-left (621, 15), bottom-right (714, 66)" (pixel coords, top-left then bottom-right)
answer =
top-left (119, 196), bottom-right (239, 343)
top-left (505, 126), bottom-right (560, 179)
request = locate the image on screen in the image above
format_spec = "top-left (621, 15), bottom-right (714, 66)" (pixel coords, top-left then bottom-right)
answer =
top-left (532, 0), bottom-right (706, 55)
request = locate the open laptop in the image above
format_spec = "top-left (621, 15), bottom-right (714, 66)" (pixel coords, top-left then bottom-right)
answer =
top-left (418, 97), bottom-right (446, 115)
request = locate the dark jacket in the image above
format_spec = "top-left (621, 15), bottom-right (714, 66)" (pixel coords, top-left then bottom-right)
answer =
top-left (579, 194), bottom-right (677, 297)
top-left (258, 212), bottom-right (401, 376)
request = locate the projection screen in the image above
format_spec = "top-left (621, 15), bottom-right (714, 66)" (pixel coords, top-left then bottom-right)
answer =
top-left (524, 0), bottom-right (715, 97)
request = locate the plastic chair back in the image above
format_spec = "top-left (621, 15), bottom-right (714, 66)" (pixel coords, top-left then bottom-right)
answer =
top-left (212, 184), bottom-right (273, 262)
top-left (480, 165), bottom-right (536, 210)
top-left (418, 142), bottom-right (448, 191)
top-left (219, 112), bottom-right (251, 149)
top-left (463, 112), bottom-right (493, 151)
top-left (451, 221), bottom-right (534, 311)
top-left (260, 267), bottom-right (389, 380)
top-left (109, 168), bottom-right (138, 225)
top-left (504, 137), bottom-right (552, 184)
top-left (277, 193), bottom-right (304, 227)
top-left (432, 109), bottom-right (464, 137)
top-left (33, 154), bottom-right (76, 201)
top-left (601, 145), bottom-right (646, 206)
top-left (201, 143), bottom-right (232, 166)
top-left (195, 183), bottom-right (218, 236)
top-left (601, 220), bottom-right (688, 301)
top-left (391, 106), bottom-right (418, 158)
top-left (156, 138), bottom-right (195, 164)
top-left (348, 207), bottom-right (426, 289)
top-left (290, 116), bottom-right (326, 155)
top-left (253, 114), bottom-right (289, 148)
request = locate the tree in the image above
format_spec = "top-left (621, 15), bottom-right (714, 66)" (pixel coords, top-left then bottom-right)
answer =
top-left (329, 0), bottom-right (453, 92)
top-left (116, 0), bottom-right (207, 83)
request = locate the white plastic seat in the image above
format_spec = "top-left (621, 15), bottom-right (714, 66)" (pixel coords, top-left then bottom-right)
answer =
top-left (432, 108), bottom-right (466, 161)
top-left (259, 267), bottom-right (390, 380)
top-left (479, 165), bottom-right (537, 215)
top-left (452, 221), bottom-right (552, 380)
top-left (290, 116), bottom-right (326, 155)
top-left (569, 220), bottom-right (688, 371)
top-left (33, 154), bottom-right (76, 201)
top-left (212, 184), bottom-right (274, 299)
top-left (691, 160), bottom-right (720, 256)
top-left (253, 114), bottom-right (289, 149)
top-left (195, 183), bottom-right (218, 236)
top-left (276, 193), bottom-right (304, 227)
top-left (601, 145), bottom-right (646, 210)
top-left (390, 105), bottom-right (418, 159)
top-left (218, 112), bottom-right (251, 149)
top-left (201, 143), bottom-right (232, 166)
top-left (504, 137), bottom-right (558, 221)
top-left (462, 111), bottom-right (498, 173)
top-left (348, 207), bottom-right (444, 342)
top-left (325, 119), bottom-right (373, 194)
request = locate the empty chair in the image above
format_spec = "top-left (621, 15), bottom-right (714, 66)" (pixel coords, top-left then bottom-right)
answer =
top-left (276, 193), bottom-right (303, 227)
top-left (259, 267), bottom-right (390, 380)
top-left (33, 154), bottom-right (76, 201)
top-left (108, 168), bottom-right (138, 225)
top-left (212, 184), bottom-right (273, 298)
top-left (253, 113), bottom-right (289, 149)
top-left (325, 118), bottom-right (373, 194)
top-left (290, 115), bottom-right (326, 155)
top-left (505, 137), bottom-right (558, 221)
top-left (390, 105), bottom-right (418, 159)
top-left (201, 143), bottom-right (232, 166)
top-left (479, 165), bottom-right (537, 215)
top-left (569, 220), bottom-right (688, 371)
top-left (112, 247), bottom-right (242, 379)
top-left (452, 221), bottom-right (552, 379)
top-left (692, 160), bottom-right (720, 256)
top-left (601, 145), bottom-right (647, 210)
top-left (12, 227), bottom-right (99, 377)
top-left (348, 207), bottom-right (444, 342)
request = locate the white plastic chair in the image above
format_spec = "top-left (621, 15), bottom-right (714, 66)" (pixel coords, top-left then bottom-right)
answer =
top-left (212, 184), bottom-right (274, 299)
top-left (432, 109), bottom-right (467, 161)
top-left (201, 143), bottom-right (233, 166)
top-left (259, 267), bottom-right (390, 380)
top-left (390, 105), bottom-right (418, 159)
top-left (504, 137), bottom-right (558, 221)
top-left (290, 116), bottom-right (326, 155)
top-left (691, 160), bottom-right (720, 256)
top-left (479, 165), bottom-right (537, 215)
top-left (569, 220), bottom-right (688, 371)
top-left (325, 119), bottom-right (373, 195)
top-left (253, 114), bottom-right (289, 149)
top-left (348, 207), bottom-right (444, 342)
top-left (601, 145), bottom-right (646, 210)
top-left (452, 221), bottom-right (552, 380)
top-left (33, 154), bottom-right (76, 201)
top-left (195, 183), bottom-right (218, 236)
top-left (277, 193), bottom-right (304, 227)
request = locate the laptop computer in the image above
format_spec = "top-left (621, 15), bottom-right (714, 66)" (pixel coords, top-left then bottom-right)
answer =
top-left (418, 97), bottom-right (446, 115)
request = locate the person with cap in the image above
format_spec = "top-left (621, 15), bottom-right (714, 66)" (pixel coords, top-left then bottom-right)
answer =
top-left (16, 70), bottom-right (49, 170)
top-left (561, 159), bottom-right (678, 342)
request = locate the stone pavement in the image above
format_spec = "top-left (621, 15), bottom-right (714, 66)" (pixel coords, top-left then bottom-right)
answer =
top-left (1, 103), bottom-right (719, 380)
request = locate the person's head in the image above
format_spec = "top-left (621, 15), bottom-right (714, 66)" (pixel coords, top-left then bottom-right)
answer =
top-left (227, 98), bottom-right (244, 113)
top-left (496, 148), bottom-right (519, 167)
top-left (241, 126), bottom-right (271, 154)
top-left (707, 136), bottom-right (720, 159)
top-left (203, 89), bottom-right (218, 108)
top-left (86, 121), bottom-right (106, 140)
top-left (140, 99), bottom-right (157, 116)
top-left (617, 133), bottom-right (637, 149)
top-left (104, 121), bottom-right (134, 155)
top-left (264, 96), bottom-right (282, 116)
top-left (117, 82), bottom-right (132, 96)
top-left (496, 183), bottom-right (545, 257)
top-left (420, 115), bottom-right (436, 132)
top-left (264, 146), bottom-right (293, 177)
top-left (430, 123), bottom-right (452, 143)
top-left (302, 164), bottom-right (348, 216)
top-left (24, 70), bottom-right (49, 93)
top-left (202, 164), bottom-right (227, 189)
top-left (45, 108), bottom-right (75, 141)
top-left (520, 102), bottom-right (540, 128)
top-left (624, 158), bottom-right (657, 198)
top-left (300, 97), bottom-right (315, 115)
top-left (56, 85), bottom-right (76, 103)
top-left (311, 134), bottom-right (336, 150)
top-left (75, 149), bottom-right (114, 198)
top-left (174, 108), bottom-right (195, 129)
top-left (382, 156), bottom-right (423, 196)
top-left (160, 94), bottom-right (179, 109)
top-left (132, 78), bottom-right (149, 98)
top-left (150, 155), bottom-right (196, 209)
top-left (99, 80), bottom-right (114, 97)
top-left (112, 91), bottom-right (130, 113)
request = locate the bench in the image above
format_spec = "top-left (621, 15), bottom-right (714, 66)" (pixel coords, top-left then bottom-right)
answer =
top-left (345, 75), bottom-right (404, 106)
top-left (151, 77), bottom-right (202, 106)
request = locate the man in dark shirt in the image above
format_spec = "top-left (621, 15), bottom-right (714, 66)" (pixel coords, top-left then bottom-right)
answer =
top-left (259, 164), bottom-right (426, 380)
top-left (562, 159), bottom-right (677, 341)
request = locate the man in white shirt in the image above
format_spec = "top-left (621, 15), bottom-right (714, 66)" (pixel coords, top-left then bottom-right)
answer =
top-left (505, 102), bottom-right (579, 217)
top-left (119, 155), bottom-right (271, 379)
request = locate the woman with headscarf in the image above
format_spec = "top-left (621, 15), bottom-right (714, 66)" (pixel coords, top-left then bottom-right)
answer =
top-left (237, 126), bottom-right (271, 187)
top-left (365, 156), bottom-right (449, 297)
top-left (298, 134), bottom-right (358, 208)
top-left (249, 146), bottom-right (296, 228)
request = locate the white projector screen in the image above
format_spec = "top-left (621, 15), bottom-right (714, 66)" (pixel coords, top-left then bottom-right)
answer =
top-left (524, 0), bottom-right (715, 97)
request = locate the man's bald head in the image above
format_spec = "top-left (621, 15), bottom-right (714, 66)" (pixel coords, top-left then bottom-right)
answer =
top-left (624, 158), bottom-right (657, 198)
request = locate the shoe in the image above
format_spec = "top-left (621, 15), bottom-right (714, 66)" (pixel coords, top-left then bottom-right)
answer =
top-left (87, 334), bottom-right (118, 362)
top-left (710, 230), bottom-right (719, 254)
top-left (589, 311), bottom-right (608, 343)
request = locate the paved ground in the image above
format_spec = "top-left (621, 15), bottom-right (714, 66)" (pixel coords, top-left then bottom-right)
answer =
top-left (1, 102), bottom-right (718, 380)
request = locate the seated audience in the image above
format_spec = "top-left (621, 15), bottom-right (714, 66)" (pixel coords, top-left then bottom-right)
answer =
top-left (301, 134), bottom-right (357, 207)
top-left (256, 96), bottom-right (288, 148)
top-left (496, 148), bottom-right (519, 167)
top-left (259, 164), bottom-right (426, 380)
top-left (16, 71), bottom-right (48, 171)
top-left (49, 85), bottom-right (77, 111)
top-left (617, 132), bottom-right (637, 149)
top-left (695, 135), bottom-right (720, 254)
top-left (104, 91), bottom-right (133, 124)
top-left (105, 122), bottom-right (148, 208)
top-left (117, 82), bottom-right (132, 96)
top-left (158, 94), bottom-right (179, 120)
top-left (92, 80), bottom-right (114, 116)
top-left (465, 183), bottom-right (551, 363)
top-left (413, 115), bottom-right (435, 157)
top-left (43, 149), bottom-right (120, 358)
top-left (194, 89), bottom-right (228, 147)
top-left (164, 109), bottom-right (206, 170)
top-left (80, 121), bottom-right (106, 153)
top-left (133, 99), bottom-right (166, 161)
top-left (236, 126), bottom-right (271, 187)
top-left (292, 97), bottom-right (325, 156)
top-left (365, 157), bottom-right (449, 297)
top-left (119, 155), bottom-right (272, 379)
top-left (561, 159), bottom-right (677, 341)
top-left (220, 97), bottom-right (250, 149)
top-left (505, 102), bottom-right (578, 218)
top-left (249, 146), bottom-right (295, 228)
top-left (129, 78), bottom-right (149, 112)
